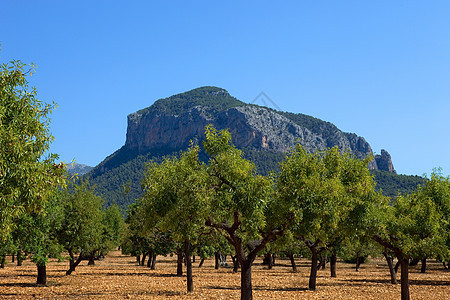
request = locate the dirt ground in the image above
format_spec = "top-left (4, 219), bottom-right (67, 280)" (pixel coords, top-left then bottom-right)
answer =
top-left (0, 250), bottom-right (448, 299)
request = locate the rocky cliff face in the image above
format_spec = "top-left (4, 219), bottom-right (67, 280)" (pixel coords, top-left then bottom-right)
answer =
top-left (375, 149), bottom-right (396, 173)
top-left (122, 86), bottom-right (393, 172)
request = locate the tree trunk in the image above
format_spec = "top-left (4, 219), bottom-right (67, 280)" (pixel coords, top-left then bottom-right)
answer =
top-left (309, 248), bottom-right (318, 290)
top-left (288, 253), bottom-right (297, 272)
top-left (319, 254), bottom-right (327, 270)
top-left (232, 255), bottom-right (240, 273)
top-left (263, 253), bottom-right (274, 269)
top-left (395, 261), bottom-right (401, 274)
top-left (241, 260), bottom-right (253, 300)
top-left (147, 252), bottom-right (152, 268)
top-left (399, 257), bottom-right (410, 300)
top-left (184, 239), bottom-right (194, 292)
top-left (192, 255), bottom-right (195, 263)
top-left (37, 265), bottom-right (47, 285)
top-left (214, 252), bottom-right (220, 269)
top-left (199, 258), bottom-right (205, 268)
top-left (136, 254), bottom-right (140, 265)
top-left (420, 258), bottom-right (427, 273)
top-left (141, 252), bottom-right (147, 266)
top-left (88, 251), bottom-right (95, 266)
top-left (355, 256), bottom-right (362, 272)
top-left (383, 251), bottom-right (397, 284)
top-left (330, 252), bottom-right (337, 277)
top-left (66, 253), bottom-right (84, 275)
top-left (17, 251), bottom-right (23, 266)
top-left (176, 249), bottom-right (183, 276)
top-left (409, 258), bottom-right (419, 266)
top-left (11, 254), bottom-right (15, 263)
top-left (0, 255), bottom-right (5, 268)
top-left (151, 253), bottom-right (156, 270)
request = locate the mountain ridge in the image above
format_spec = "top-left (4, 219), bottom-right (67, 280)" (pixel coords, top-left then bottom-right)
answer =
top-left (87, 86), bottom-right (403, 209)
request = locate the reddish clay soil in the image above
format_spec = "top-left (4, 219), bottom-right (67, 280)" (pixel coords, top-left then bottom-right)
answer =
top-left (0, 250), bottom-right (448, 299)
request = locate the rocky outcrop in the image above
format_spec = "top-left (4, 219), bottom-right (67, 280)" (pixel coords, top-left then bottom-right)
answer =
top-left (375, 149), bottom-right (396, 173)
top-left (123, 87), bottom-right (394, 172)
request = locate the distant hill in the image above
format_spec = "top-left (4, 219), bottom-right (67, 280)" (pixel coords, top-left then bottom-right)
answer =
top-left (67, 163), bottom-right (93, 176)
top-left (86, 86), bottom-right (401, 210)
top-left (371, 170), bottom-right (426, 198)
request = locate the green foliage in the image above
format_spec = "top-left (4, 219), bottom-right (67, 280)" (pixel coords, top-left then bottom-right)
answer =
top-left (101, 204), bottom-right (125, 253)
top-left (57, 180), bottom-right (105, 256)
top-left (372, 168), bottom-right (449, 265)
top-left (0, 59), bottom-right (66, 241)
top-left (136, 86), bottom-right (244, 116)
top-left (371, 170), bottom-right (426, 198)
top-left (140, 145), bottom-right (209, 244)
top-left (203, 125), bottom-right (276, 241)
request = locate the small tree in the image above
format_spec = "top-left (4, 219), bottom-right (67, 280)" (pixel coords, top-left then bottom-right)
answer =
top-left (140, 145), bottom-right (209, 292)
top-left (101, 204), bottom-right (125, 255)
top-left (57, 180), bottom-right (104, 275)
top-left (372, 187), bottom-right (445, 300)
top-left (276, 145), bottom-right (377, 289)
top-left (203, 125), bottom-right (291, 300)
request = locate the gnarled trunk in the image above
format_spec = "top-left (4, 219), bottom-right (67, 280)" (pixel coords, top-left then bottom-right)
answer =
top-left (66, 253), bottom-right (84, 275)
top-left (383, 251), bottom-right (397, 284)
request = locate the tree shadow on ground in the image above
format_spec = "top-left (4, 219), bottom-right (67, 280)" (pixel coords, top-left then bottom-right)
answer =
top-left (206, 285), bottom-right (309, 292)
top-left (344, 278), bottom-right (450, 286)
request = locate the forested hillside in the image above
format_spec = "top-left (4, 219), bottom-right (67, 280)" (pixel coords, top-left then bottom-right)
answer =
top-left (86, 87), bottom-right (403, 211)
top-left (371, 170), bottom-right (426, 198)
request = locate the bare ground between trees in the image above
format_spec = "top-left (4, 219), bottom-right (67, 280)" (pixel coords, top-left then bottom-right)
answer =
top-left (0, 250), bottom-right (448, 299)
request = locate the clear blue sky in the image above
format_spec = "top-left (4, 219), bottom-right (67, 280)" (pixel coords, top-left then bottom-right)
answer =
top-left (2, 0), bottom-right (450, 176)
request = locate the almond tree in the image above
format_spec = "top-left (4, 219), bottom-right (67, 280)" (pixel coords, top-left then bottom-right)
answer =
top-left (140, 145), bottom-right (209, 293)
top-left (276, 145), bottom-right (376, 290)
top-left (202, 125), bottom-right (292, 300)
top-left (372, 183), bottom-right (446, 300)
top-left (57, 180), bottom-right (104, 275)
top-left (1, 59), bottom-right (66, 242)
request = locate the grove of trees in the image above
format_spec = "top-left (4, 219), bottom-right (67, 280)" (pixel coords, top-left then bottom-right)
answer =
top-left (1, 57), bottom-right (448, 300)
top-left (124, 125), bottom-right (450, 300)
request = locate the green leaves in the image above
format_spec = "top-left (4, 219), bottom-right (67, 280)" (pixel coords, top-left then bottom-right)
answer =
top-left (1, 59), bottom-right (65, 241)
top-left (140, 145), bottom-right (209, 244)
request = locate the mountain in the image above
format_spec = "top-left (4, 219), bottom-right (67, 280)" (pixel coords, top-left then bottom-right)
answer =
top-left (87, 86), bottom-right (408, 209)
top-left (67, 163), bottom-right (93, 176)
